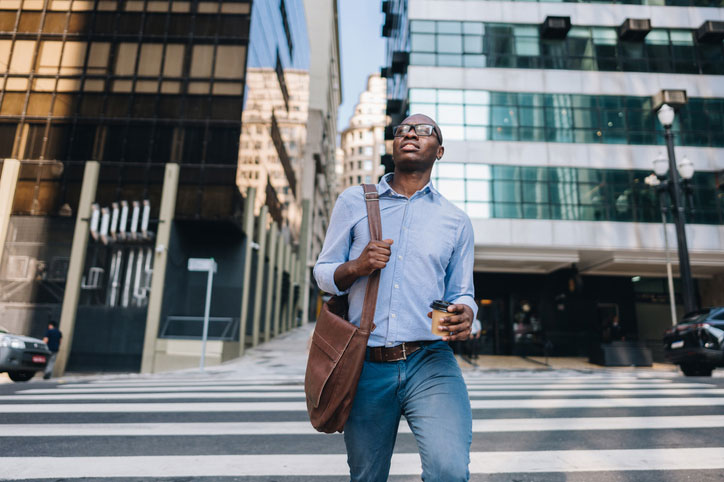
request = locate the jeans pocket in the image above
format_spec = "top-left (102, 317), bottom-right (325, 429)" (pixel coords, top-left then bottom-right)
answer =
top-left (422, 340), bottom-right (452, 354)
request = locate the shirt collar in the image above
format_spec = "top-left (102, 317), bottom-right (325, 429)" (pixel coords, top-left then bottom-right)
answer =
top-left (377, 172), bottom-right (440, 198)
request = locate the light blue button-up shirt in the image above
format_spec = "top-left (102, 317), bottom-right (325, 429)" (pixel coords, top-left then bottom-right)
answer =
top-left (313, 173), bottom-right (477, 347)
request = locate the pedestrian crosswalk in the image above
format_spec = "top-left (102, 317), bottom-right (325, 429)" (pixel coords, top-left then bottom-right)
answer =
top-left (2, 371), bottom-right (724, 480)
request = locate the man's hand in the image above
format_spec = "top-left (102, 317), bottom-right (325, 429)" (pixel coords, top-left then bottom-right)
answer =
top-left (334, 239), bottom-right (394, 291)
top-left (427, 304), bottom-right (474, 341)
top-left (354, 239), bottom-right (394, 277)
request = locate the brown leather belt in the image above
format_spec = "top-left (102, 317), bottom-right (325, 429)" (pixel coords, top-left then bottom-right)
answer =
top-left (367, 341), bottom-right (432, 362)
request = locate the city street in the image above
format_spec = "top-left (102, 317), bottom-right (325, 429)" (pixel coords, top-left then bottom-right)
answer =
top-left (2, 324), bottom-right (724, 481)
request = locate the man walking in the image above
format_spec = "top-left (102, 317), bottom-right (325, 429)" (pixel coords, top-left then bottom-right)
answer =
top-left (314, 114), bottom-right (476, 481)
top-left (43, 320), bottom-right (62, 379)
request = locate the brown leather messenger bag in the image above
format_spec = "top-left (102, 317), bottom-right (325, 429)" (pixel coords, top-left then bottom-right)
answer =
top-left (304, 184), bottom-right (382, 433)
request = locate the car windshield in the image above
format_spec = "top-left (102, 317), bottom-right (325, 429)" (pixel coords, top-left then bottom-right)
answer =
top-left (679, 309), bottom-right (714, 325)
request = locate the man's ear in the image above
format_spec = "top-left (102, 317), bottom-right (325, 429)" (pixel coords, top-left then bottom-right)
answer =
top-left (436, 146), bottom-right (444, 160)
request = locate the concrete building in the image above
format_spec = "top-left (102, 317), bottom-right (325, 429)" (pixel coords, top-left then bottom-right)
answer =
top-left (0, 0), bottom-right (314, 374)
top-left (382, 0), bottom-right (724, 359)
top-left (339, 74), bottom-right (388, 194)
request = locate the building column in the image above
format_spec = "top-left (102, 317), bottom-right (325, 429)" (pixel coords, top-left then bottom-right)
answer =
top-left (238, 187), bottom-right (256, 356)
top-left (299, 199), bottom-right (312, 324)
top-left (55, 161), bottom-right (100, 376)
top-left (285, 247), bottom-right (296, 331)
top-left (273, 230), bottom-right (285, 336)
top-left (262, 222), bottom-right (278, 343)
top-left (289, 250), bottom-right (298, 329)
top-left (0, 159), bottom-right (21, 267)
top-left (251, 206), bottom-right (268, 347)
top-left (140, 163), bottom-right (179, 374)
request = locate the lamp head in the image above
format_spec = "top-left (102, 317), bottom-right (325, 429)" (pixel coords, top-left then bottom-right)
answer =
top-left (677, 156), bottom-right (694, 180)
top-left (653, 153), bottom-right (669, 177)
top-left (657, 104), bottom-right (675, 127)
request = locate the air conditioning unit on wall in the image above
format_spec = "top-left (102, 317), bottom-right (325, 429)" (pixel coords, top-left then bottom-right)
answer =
top-left (618, 18), bottom-right (651, 41)
top-left (540, 16), bottom-right (571, 39)
top-left (696, 21), bottom-right (724, 43)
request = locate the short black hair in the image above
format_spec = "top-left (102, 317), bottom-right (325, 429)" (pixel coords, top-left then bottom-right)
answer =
top-left (49, 320), bottom-right (57, 328)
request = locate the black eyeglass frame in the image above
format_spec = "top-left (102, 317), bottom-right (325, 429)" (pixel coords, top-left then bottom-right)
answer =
top-left (392, 124), bottom-right (442, 144)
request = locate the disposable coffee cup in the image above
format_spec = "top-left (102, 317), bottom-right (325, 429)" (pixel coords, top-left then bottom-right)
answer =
top-left (430, 300), bottom-right (452, 336)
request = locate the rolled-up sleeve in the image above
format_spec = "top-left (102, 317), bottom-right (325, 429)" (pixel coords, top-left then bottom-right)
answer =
top-left (444, 214), bottom-right (478, 320)
top-left (313, 192), bottom-right (353, 296)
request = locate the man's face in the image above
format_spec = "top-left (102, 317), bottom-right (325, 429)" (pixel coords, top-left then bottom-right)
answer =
top-left (392, 114), bottom-right (444, 172)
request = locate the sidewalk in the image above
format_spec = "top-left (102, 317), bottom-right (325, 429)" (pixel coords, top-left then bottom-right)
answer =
top-left (1, 322), bottom-right (682, 385)
top-left (217, 322), bottom-right (682, 378)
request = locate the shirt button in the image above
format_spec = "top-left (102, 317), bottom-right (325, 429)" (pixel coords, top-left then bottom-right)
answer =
top-left (398, 255), bottom-right (402, 260)
top-left (394, 284), bottom-right (399, 289)
top-left (391, 313), bottom-right (396, 318)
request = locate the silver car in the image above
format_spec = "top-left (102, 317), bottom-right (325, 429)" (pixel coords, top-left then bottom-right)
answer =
top-left (0, 326), bottom-right (52, 382)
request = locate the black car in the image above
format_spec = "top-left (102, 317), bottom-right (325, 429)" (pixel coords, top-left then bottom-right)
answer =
top-left (663, 307), bottom-right (724, 377)
top-left (0, 326), bottom-right (52, 382)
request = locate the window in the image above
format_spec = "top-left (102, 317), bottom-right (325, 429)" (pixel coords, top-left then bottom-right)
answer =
top-left (163, 45), bottom-right (185, 77)
top-left (190, 45), bottom-right (214, 77)
top-left (37, 41), bottom-right (63, 74)
top-left (431, 162), bottom-right (723, 225)
top-left (59, 42), bottom-right (87, 75)
top-left (0, 123), bottom-right (17, 157)
top-left (408, 88), bottom-right (724, 148)
top-left (215, 46), bottom-right (246, 79)
top-left (138, 44), bottom-right (163, 76)
top-left (9, 40), bottom-right (36, 74)
top-left (115, 43), bottom-right (138, 76)
top-left (87, 42), bottom-right (111, 74)
top-left (409, 20), bottom-right (723, 75)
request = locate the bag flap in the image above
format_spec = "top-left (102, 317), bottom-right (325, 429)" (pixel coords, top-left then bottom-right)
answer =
top-left (305, 306), bottom-right (359, 409)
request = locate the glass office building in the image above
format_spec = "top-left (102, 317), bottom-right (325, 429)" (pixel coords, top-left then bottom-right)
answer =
top-left (383, 0), bottom-right (724, 358)
top-left (0, 0), bottom-right (310, 373)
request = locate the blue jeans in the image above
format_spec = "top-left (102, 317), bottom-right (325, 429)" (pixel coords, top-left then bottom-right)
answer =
top-left (344, 341), bottom-right (472, 481)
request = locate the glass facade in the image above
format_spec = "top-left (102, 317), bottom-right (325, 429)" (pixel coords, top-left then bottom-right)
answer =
top-left (409, 21), bottom-right (724, 75)
top-left (432, 162), bottom-right (724, 224)
top-left (0, 1), bottom-right (251, 165)
top-left (409, 88), bottom-right (724, 147)
top-left (237, 0), bottom-right (309, 232)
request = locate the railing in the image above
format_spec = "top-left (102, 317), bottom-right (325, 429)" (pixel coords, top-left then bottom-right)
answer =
top-left (160, 316), bottom-right (238, 341)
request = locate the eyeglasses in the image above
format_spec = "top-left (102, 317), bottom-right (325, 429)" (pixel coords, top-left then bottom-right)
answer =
top-left (393, 124), bottom-right (441, 143)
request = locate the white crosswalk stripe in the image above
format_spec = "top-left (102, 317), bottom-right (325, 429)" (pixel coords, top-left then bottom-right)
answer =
top-left (2, 372), bottom-right (724, 480)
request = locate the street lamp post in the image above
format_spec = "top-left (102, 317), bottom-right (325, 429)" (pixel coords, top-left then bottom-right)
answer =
top-left (644, 172), bottom-right (677, 326)
top-left (653, 102), bottom-right (698, 315)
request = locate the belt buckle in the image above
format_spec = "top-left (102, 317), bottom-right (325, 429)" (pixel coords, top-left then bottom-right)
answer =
top-left (400, 343), bottom-right (407, 360)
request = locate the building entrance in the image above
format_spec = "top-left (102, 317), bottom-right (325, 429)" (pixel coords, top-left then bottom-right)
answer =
top-left (474, 271), bottom-right (642, 357)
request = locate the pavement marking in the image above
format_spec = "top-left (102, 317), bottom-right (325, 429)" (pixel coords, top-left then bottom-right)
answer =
top-left (2, 392), bottom-right (308, 401)
top-left (60, 376), bottom-right (675, 389)
top-left (4, 397), bottom-right (724, 413)
top-left (2, 415), bottom-right (724, 437)
top-left (2, 448), bottom-right (724, 478)
top-left (6, 388), bottom-right (724, 401)
top-left (19, 382), bottom-right (711, 394)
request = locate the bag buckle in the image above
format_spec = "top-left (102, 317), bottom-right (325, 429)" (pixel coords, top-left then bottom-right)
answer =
top-left (364, 192), bottom-right (378, 202)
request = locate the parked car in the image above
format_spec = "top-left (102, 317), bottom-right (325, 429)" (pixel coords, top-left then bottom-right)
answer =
top-left (663, 307), bottom-right (724, 377)
top-left (0, 325), bottom-right (52, 382)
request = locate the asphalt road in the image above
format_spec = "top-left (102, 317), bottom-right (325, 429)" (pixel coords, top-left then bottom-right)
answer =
top-left (2, 366), bottom-right (724, 481)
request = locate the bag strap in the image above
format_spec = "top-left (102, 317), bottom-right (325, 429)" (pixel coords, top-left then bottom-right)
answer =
top-left (360, 184), bottom-right (382, 333)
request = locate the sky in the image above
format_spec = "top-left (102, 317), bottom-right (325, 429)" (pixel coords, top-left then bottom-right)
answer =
top-left (337, 1), bottom-right (387, 132)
